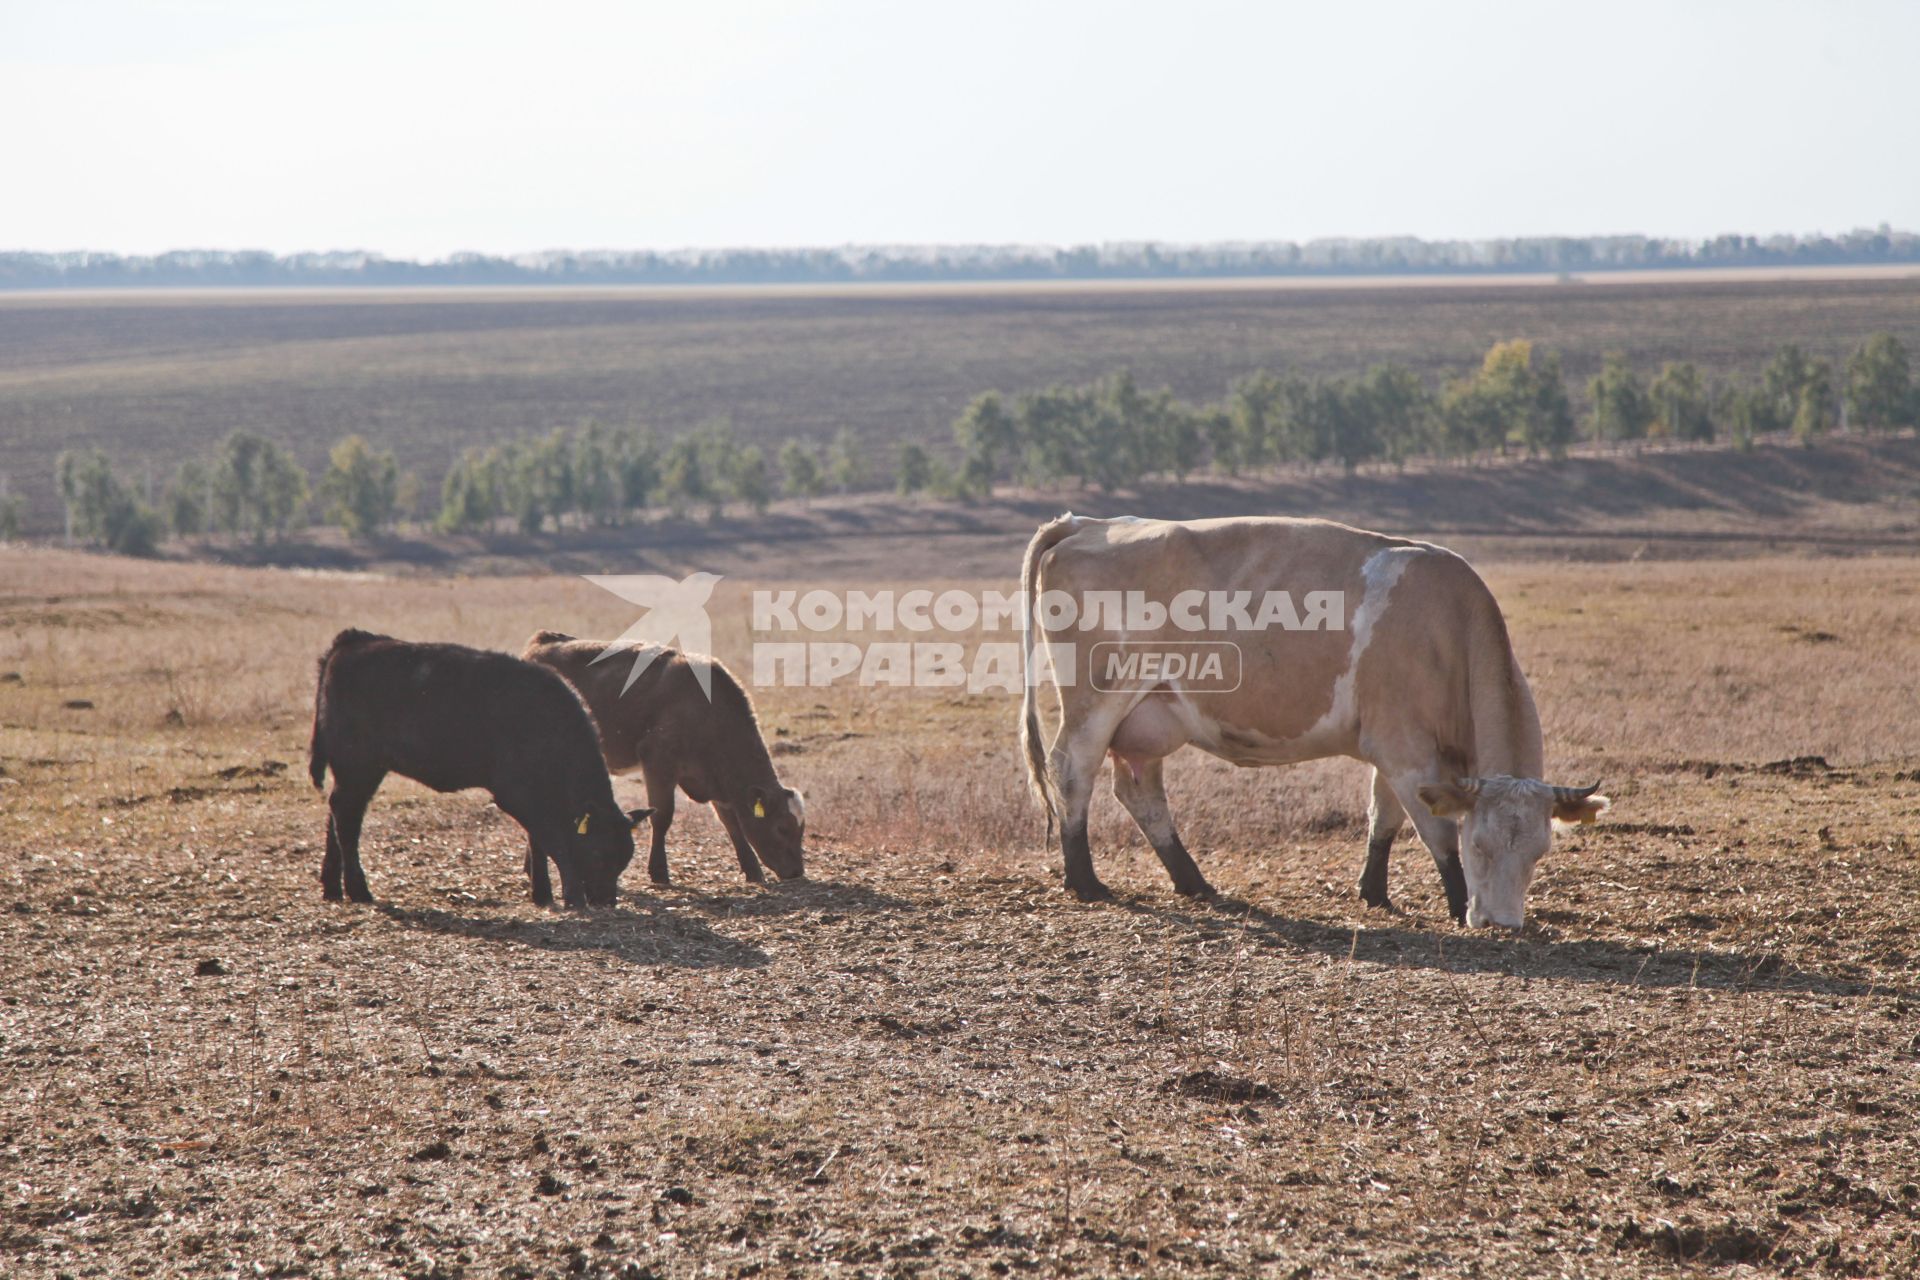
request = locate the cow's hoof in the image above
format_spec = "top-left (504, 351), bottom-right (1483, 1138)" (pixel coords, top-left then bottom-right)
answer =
top-left (1067, 879), bottom-right (1114, 903)
top-left (1174, 880), bottom-right (1216, 900)
top-left (1360, 892), bottom-right (1395, 912)
top-left (649, 874), bottom-right (672, 888)
top-left (321, 887), bottom-right (343, 903)
top-left (347, 888), bottom-right (374, 905)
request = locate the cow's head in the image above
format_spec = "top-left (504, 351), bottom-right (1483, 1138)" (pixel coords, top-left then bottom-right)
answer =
top-left (1417, 777), bottom-right (1607, 928)
top-left (568, 805), bottom-right (652, 906)
top-left (737, 785), bottom-right (807, 881)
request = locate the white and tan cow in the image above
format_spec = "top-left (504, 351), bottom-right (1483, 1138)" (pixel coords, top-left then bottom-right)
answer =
top-left (1019, 514), bottom-right (1606, 927)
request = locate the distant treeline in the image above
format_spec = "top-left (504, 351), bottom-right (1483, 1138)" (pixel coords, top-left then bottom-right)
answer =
top-left (28, 334), bottom-right (1914, 558)
top-left (6, 228), bottom-right (1920, 289)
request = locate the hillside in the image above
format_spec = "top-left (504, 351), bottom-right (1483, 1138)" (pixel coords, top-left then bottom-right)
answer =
top-left (177, 434), bottom-right (1920, 582)
top-left (3, 272), bottom-right (1917, 536)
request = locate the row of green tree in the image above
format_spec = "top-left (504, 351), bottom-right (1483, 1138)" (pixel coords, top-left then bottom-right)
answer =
top-left (47, 333), bottom-right (1915, 555)
top-left (433, 422), bottom-right (869, 532)
top-left (49, 419), bottom-right (877, 554)
top-left (55, 432), bottom-right (412, 556)
top-left (941, 333), bottom-right (1916, 495)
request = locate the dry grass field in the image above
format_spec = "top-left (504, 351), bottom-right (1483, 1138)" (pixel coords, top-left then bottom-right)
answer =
top-left (5, 539), bottom-right (1920, 1278)
top-left (4, 273), bottom-right (1919, 533)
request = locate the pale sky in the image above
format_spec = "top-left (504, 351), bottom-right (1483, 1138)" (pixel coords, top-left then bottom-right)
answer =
top-left (4, 0), bottom-right (1916, 259)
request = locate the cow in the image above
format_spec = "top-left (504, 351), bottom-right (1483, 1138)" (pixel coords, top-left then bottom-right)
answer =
top-left (521, 631), bottom-right (806, 887)
top-left (1018, 515), bottom-right (1607, 928)
top-left (307, 629), bottom-right (650, 909)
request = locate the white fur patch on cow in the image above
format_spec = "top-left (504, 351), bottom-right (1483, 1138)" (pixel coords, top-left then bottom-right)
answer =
top-left (1303, 546), bottom-right (1413, 741)
top-left (787, 790), bottom-right (807, 825)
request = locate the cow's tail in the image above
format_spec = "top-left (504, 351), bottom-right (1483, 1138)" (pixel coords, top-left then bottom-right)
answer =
top-left (1019, 514), bottom-right (1082, 838)
top-left (307, 651), bottom-right (330, 790)
top-left (307, 628), bottom-right (369, 790)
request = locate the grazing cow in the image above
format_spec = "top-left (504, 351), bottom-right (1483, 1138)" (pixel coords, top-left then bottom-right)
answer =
top-left (307, 629), bottom-right (650, 908)
top-left (521, 632), bottom-right (806, 887)
top-left (1019, 515), bottom-right (1607, 927)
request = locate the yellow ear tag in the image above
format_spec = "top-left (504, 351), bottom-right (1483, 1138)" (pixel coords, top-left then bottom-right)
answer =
top-left (752, 799), bottom-right (766, 818)
top-left (576, 813), bottom-right (590, 835)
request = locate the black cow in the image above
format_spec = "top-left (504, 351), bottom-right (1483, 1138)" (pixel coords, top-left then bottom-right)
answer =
top-left (307, 629), bottom-right (649, 908)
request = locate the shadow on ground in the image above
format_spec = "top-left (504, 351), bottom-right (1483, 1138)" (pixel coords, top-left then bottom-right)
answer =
top-left (1114, 894), bottom-right (1897, 999)
top-left (660, 877), bottom-right (916, 921)
top-left (376, 900), bottom-right (770, 969)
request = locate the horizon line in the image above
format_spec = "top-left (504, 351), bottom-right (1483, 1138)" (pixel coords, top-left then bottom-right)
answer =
top-left (5, 224), bottom-right (1916, 263)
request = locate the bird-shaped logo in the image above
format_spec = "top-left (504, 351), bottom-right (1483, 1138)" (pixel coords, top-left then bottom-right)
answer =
top-left (582, 572), bottom-right (723, 698)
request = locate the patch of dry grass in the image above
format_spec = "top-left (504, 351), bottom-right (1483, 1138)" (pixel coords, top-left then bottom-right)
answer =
top-left (4, 547), bottom-right (1920, 1277)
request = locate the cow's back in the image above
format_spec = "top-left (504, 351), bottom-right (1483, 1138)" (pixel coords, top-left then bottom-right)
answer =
top-left (1039, 516), bottom-right (1412, 611)
top-left (319, 632), bottom-right (598, 793)
top-left (522, 635), bottom-right (770, 785)
top-left (522, 637), bottom-right (694, 773)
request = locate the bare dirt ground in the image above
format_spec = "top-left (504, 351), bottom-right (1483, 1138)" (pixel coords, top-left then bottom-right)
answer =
top-left (4, 542), bottom-right (1920, 1278)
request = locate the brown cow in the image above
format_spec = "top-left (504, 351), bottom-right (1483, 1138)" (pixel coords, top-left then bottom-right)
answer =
top-left (521, 631), bottom-right (806, 886)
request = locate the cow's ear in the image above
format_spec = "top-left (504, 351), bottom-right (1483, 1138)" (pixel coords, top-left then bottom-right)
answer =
top-left (624, 807), bottom-right (654, 829)
top-left (1418, 779), bottom-right (1480, 818)
top-left (1550, 785), bottom-right (1609, 826)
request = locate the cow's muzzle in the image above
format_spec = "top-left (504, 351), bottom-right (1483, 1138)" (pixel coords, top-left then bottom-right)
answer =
top-left (1465, 899), bottom-right (1523, 930)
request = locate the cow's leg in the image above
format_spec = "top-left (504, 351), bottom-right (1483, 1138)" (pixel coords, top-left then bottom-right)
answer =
top-left (1389, 769), bottom-right (1468, 924)
top-left (1359, 768), bottom-right (1405, 911)
top-left (524, 840), bottom-right (554, 907)
top-left (321, 808), bottom-right (344, 901)
top-left (326, 774), bottom-right (382, 904)
top-left (1111, 757), bottom-right (1213, 898)
top-left (1052, 724), bottom-right (1116, 903)
top-left (493, 792), bottom-right (559, 908)
top-left (714, 804), bottom-right (768, 885)
top-left (1060, 822), bottom-right (1106, 901)
top-left (641, 766), bottom-right (676, 886)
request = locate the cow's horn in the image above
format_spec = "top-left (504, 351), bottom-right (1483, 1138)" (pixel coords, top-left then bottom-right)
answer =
top-left (1552, 783), bottom-right (1602, 802)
